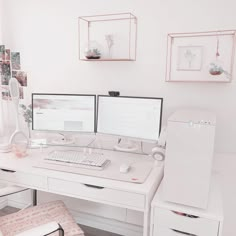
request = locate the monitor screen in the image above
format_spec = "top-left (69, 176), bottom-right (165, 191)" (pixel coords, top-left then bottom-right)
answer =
top-left (32, 93), bottom-right (96, 133)
top-left (97, 96), bottom-right (163, 141)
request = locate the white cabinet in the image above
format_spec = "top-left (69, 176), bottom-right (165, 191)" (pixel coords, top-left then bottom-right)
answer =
top-left (150, 177), bottom-right (223, 236)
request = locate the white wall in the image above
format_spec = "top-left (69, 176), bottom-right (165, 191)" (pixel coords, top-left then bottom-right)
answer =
top-left (1, 0), bottom-right (236, 153)
top-left (0, 0), bottom-right (2, 43)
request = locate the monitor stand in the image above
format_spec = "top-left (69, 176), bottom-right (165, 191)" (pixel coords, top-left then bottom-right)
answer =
top-left (114, 138), bottom-right (139, 152)
top-left (28, 138), bottom-right (48, 149)
top-left (51, 133), bottom-right (75, 145)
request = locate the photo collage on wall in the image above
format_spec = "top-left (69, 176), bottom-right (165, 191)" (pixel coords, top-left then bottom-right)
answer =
top-left (0, 45), bottom-right (27, 100)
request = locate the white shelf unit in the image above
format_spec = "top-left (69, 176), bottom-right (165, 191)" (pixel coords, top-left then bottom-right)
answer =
top-left (78, 13), bottom-right (137, 61)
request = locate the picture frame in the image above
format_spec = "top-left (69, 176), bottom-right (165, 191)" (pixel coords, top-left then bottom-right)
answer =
top-left (177, 46), bottom-right (203, 71)
top-left (0, 45), bottom-right (5, 61)
top-left (166, 30), bottom-right (236, 82)
top-left (11, 52), bottom-right (21, 70)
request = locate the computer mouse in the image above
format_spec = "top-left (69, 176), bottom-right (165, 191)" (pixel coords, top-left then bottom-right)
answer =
top-left (119, 164), bottom-right (131, 173)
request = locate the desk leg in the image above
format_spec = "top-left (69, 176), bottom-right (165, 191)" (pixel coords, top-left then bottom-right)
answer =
top-left (143, 209), bottom-right (150, 236)
top-left (32, 189), bottom-right (37, 206)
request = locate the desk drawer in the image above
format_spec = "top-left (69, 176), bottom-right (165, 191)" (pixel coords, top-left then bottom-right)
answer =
top-left (0, 169), bottom-right (47, 189)
top-left (153, 225), bottom-right (217, 236)
top-left (154, 208), bottom-right (219, 235)
top-left (48, 178), bottom-right (145, 209)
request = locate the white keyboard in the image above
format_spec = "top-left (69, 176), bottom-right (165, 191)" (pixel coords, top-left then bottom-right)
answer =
top-left (44, 150), bottom-right (110, 170)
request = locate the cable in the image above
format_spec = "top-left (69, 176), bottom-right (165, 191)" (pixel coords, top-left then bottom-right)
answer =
top-left (86, 134), bottom-right (98, 148)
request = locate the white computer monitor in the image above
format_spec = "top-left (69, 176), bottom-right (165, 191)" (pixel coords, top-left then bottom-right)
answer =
top-left (97, 95), bottom-right (163, 150)
top-left (32, 94), bottom-right (96, 143)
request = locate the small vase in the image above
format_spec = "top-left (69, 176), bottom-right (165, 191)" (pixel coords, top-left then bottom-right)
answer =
top-left (108, 47), bottom-right (113, 59)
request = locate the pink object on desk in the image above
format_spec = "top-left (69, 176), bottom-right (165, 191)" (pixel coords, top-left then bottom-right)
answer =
top-left (11, 143), bottom-right (27, 158)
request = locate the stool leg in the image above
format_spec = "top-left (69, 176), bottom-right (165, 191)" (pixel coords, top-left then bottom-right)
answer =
top-left (32, 189), bottom-right (37, 206)
top-left (58, 224), bottom-right (64, 236)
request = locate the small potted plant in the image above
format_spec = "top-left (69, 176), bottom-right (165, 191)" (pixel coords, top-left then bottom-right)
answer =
top-left (84, 41), bottom-right (102, 59)
top-left (20, 104), bottom-right (32, 139)
top-left (209, 62), bottom-right (224, 76)
top-left (85, 48), bottom-right (101, 59)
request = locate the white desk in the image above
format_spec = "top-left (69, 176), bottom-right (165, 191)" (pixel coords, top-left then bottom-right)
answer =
top-left (0, 147), bottom-right (163, 236)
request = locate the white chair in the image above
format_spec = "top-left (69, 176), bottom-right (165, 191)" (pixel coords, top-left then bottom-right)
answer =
top-left (0, 200), bottom-right (84, 236)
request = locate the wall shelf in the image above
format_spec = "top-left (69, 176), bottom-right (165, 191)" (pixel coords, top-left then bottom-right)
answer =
top-left (78, 13), bottom-right (137, 61)
top-left (80, 58), bottom-right (136, 62)
top-left (166, 30), bottom-right (236, 82)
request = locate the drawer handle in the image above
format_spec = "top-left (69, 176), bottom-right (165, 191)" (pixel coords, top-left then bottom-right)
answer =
top-left (0, 168), bottom-right (16, 173)
top-left (171, 229), bottom-right (197, 236)
top-left (84, 184), bottom-right (104, 189)
top-left (172, 211), bottom-right (199, 218)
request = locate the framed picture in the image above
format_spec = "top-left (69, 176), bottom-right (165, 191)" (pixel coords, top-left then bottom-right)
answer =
top-left (11, 52), bottom-right (21, 70)
top-left (12, 71), bottom-right (27, 86)
top-left (0, 61), bottom-right (11, 85)
top-left (166, 30), bottom-right (236, 82)
top-left (0, 45), bottom-right (5, 61)
top-left (1, 86), bottom-right (24, 100)
top-left (3, 49), bottom-right (11, 61)
top-left (177, 46), bottom-right (203, 71)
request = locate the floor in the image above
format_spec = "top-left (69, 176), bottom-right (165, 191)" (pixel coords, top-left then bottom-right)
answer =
top-left (0, 206), bottom-right (19, 217)
top-left (0, 206), bottom-right (121, 236)
top-left (80, 225), bottom-right (121, 236)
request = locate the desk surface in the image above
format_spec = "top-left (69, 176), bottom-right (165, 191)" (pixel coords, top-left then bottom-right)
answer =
top-left (0, 147), bottom-right (164, 195)
top-left (35, 147), bottom-right (154, 184)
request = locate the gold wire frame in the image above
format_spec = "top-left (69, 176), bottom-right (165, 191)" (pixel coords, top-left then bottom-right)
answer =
top-left (166, 30), bottom-right (236, 82)
top-left (78, 13), bottom-right (137, 61)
